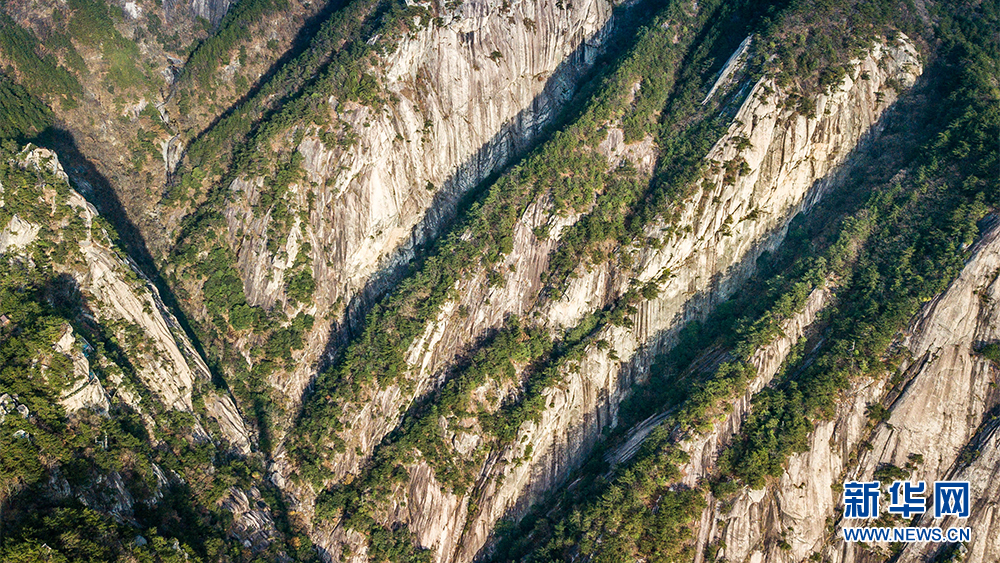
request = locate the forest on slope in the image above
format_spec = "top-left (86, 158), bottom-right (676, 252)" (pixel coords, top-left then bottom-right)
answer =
top-left (0, 0), bottom-right (997, 561)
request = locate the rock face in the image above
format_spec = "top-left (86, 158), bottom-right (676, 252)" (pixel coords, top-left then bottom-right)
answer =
top-left (935, 417), bottom-right (1000, 563)
top-left (161, 0), bottom-right (232, 24)
top-left (303, 36), bottom-right (923, 563)
top-left (430, 40), bottom-right (920, 563)
top-left (55, 326), bottom-right (112, 415)
top-left (698, 372), bottom-right (888, 563)
top-left (838, 221), bottom-right (1000, 563)
top-left (3, 148), bottom-right (252, 453)
top-left (70, 180), bottom-right (250, 445)
top-left (0, 215), bottom-right (40, 254)
top-left (221, 487), bottom-right (282, 552)
top-left (223, 0), bottom-right (619, 401)
top-left (187, 0), bottom-right (232, 24)
top-left (685, 221), bottom-right (1000, 563)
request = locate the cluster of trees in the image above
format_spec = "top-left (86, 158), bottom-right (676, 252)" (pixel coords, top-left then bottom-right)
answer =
top-left (312, 320), bottom-right (550, 506)
top-left (0, 14), bottom-right (83, 109)
top-left (285, 258), bottom-right (317, 306)
top-left (181, 0), bottom-right (291, 91)
top-left (494, 439), bottom-right (706, 562)
top-left (66, 0), bottom-right (149, 95)
top-left (3, 505), bottom-right (208, 563)
top-left (753, 0), bottom-right (923, 103)
top-left (0, 78), bottom-right (53, 142)
top-left (199, 247), bottom-right (254, 325)
top-left (261, 153), bottom-right (305, 256)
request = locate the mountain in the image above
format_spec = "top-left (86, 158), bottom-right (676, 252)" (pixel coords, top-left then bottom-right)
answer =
top-left (0, 0), bottom-right (997, 561)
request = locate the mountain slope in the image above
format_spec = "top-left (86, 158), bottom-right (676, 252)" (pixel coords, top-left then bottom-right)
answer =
top-left (0, 145), bottom-right (314, 561)
top-left (0, 0), bottom-right (997, 562)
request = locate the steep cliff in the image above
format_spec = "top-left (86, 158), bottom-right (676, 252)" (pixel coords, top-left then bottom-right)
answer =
top-left (685, 222), bottom-right (1000, 563)
top-left (9, 147), bottom-right (248, 445)
top-left (0, 146), bottom-right (302, 561)
top-left (203, 0), bottom-right (620, 403)
top-left (493, 2), bottom-right (996, 560)
top-left (382, 37), bottom-right (920, 563)
top-left (291, 0), bottom-right (929, 557)
top-left (1, 0), bottom-right (996, 561)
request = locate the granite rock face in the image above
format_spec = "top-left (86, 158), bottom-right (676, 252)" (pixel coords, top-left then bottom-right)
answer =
top-left (639, 40), bottom-right (993, 563)
top-left (222, 0), bottom-right (620, 402)
top-left (55, 326), bottom-right (112, 415)
top-left (188, 0), bottom-right (232, 24)
top-left (11, 2), bottom-right (993, 559)
top-left (299, 36), bottom-right (924, 563)
top-left (2, 148), bottom-right (251, 452)
top-left (684, 222), bottom-right (1000, 563)
top-left (162, 0), bottom-right (232, 24)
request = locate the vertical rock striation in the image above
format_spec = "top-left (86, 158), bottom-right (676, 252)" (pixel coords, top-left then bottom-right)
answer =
top-left (222, 0), bottom-right (620, 401)
top-left (306, 37), bottom-right (922, 563)
top-left (685, 204), bottom-right (1000, 563)
top-left (4, 148), bottom-right (251, 453)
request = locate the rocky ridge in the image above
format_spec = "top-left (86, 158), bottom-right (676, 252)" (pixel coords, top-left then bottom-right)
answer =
top-left (682, 220), bottom-right (1000, 563)
top-left (222, 0), bottom-right (620, 403)
top-left (303, 34), bottom-right (923, 563)
top-left (2, 147), bottom-right (250, 450)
